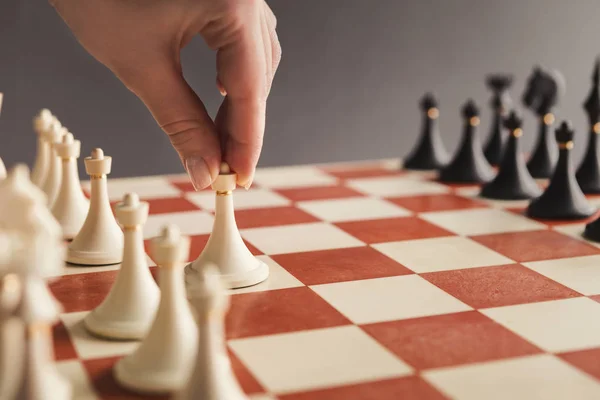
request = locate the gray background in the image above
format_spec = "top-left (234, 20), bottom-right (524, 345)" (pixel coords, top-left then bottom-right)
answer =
top-left (1, 0), bottom-right (599, 178)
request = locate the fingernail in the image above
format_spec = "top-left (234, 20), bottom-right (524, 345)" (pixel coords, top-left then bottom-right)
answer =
top-left (244, 181), bottom-right (252, 191)
top-left (217, 78), bottom-right (227, 96)
top-left (185, 156), bottom-right (213, 191)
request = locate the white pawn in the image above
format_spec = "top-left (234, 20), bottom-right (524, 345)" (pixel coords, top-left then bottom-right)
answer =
top-left (0, 157), bottom-right (6, 180)
top-left (185, 162), bottom-right (268, 289)
top-left (84, 193), bottom-right (159, 340)
top-left (41, 119), bottom-right (65, 207)
top-left (31, 109), bottom-right (55, 187)
top-left (67, 148), bottom-right (124, 265)
top-left (177, 265), bottom-right (248, 400)
top-left (114, 224), bottom-right (198, 394)
top-left (0, 273), bottom-right (24, 400)
top-left (51, 132), bottom-right (90, 239)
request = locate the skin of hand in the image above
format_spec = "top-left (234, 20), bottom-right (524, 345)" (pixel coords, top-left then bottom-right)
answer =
top-left (49, 0), bottom-right (281, 190)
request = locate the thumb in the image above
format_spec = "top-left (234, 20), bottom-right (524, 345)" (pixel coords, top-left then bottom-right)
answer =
top-left (128, 63), bottom-right (222, 190)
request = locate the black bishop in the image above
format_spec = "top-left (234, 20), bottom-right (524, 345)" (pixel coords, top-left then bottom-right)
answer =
top-left (438, 100), bottom-right (494, 183)
top-left (480, 110), bottom-right (541, 200)
top-left (576, 58), bottom-right (600, 193)
top-left (404, 93), bottom-right (450, 170)
top-left (526, 121), bottom-right (596, 220)
top-left (483, 74), bottom-right (513, 166)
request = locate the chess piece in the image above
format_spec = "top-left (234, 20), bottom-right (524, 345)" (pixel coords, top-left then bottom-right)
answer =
top-left (0, 273), bottom-right (23, 400)
top-left (522, 66), bottom-right (565, 178)
top-left (41, 119), bottom-right (65, 208)
top-left (483, 74), bottom-right (513, 165)
top-left (185, 162), bottom-right (269, 289)
top-left (438, 100), bottom-right (495, 183)
top-left (51, 132), bottom-right (90, 239)
top-left (114, 225), bottom-right (198, 394)
top-left (31, 109), bottom-right (55, 187)
top-left (67, 148), bottom-right (124, 265)
top-left (176, 265), bottom-right (248, 400)
top-left (480, 110), bottom-right (541, 200)
top-left (576, 59), bottom-right (600, 193)
top-left (526, 121), bottom-right (596, 220)
top-left (0, 157), bottom-right (6, 180)
top-left (403, 93), bottom-right (449, 170)
top-left (84, 193), bottom-right (159, 340)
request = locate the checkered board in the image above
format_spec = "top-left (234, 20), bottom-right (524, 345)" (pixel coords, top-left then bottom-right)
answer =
top-left (49, 158), bottom-right (600, 400)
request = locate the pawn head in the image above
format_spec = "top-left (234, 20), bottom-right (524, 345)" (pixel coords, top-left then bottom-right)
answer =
top-left (91, 148), bottom-right (104, 160)
top-left (462, 100), bottom-right (480, 125)
top-left (555, 120), bottom-right (575, 144)
top-left (420, 92), bottom-right (438, 111)
top-left (503, 110), bottom-right (523, 131)
top-left (122, 192), bottom-right (140, 207)
top-left (486, 74), bottom-right (513, 93)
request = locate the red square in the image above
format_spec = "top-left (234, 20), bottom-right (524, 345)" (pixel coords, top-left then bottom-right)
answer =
top-left (558, 348), bottom-right (600, 380)
top-left (226, 287), bottom-right (351, 339)
top-left (227, 348), bottom-right (265, 394)
top-left (471, 230), bottom-right (600, 262)
top-left (170, 180), bottom-right (211, 193)
top-left (83, 356), bottom-right (170, 399)
top-left (590, 295), bottom-right (600, 304)
top-left (234, 206), bottom-right (320, 229)
top-left (323, 166), bottom-right (404, 180)
top-left (272, 247), bottom-right (413, 286)
top-left (274, 185), bottom-right (365, 202)
top-left (335, 216), bottom-right (454, 244)
top-left (421, 264), bottom-right (581, 309)
top-left (278, 376), bottom-right (449, 400)
top-left (53, 321), bottom-right (78, 361)
top-left (145, 197), bottom-right (201, 214)
top-left (387, 194), bottom-right (488, 213)
top-left (362, 311), bottom-right (542, 370)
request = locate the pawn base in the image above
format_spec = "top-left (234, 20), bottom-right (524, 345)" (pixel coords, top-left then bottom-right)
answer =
top-left (66, 248), bottom-right (122, 266)
top-left (526, 203), bottom-right (597, 221)
top-left (479, 185), bottom-right (541, 201)
top-left (114, 358), bottom-right (186, 394)
top-left (577, 177), bottom-right (600, 195)
top-left (83, 311), bottom-right (151, 341)
top-left (185, 257), bottom-right (269, 290)
top-left (584, 219), bottom-right (600, 242)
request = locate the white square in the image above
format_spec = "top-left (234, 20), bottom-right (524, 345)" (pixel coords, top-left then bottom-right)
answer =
top-left (186, 188), bottom-right (291, 211)
top-left (83, 176), bottom-right (181, 202)
top-left (297, 197), bottom-right (412, 223)
top-left (423, 354), bottom-right (600, 400)
top-left (60, 311), bottom-right (139, 360)
top-left (56, 360), bottom-right (98, 400)
top-left (241, 222), bottom-right (365, 255)
top-left (481, 297), bottom-right (600, 352)
top-left (253, 166), bottom-right (338, 189)
top-left (346, 176), bottom-right (450, 197)
top-left (420, 208), bottom-right (546, 236)
top-left (229, 325), bottom-right (412, 394)
top-left (229, 256), bottom-right (304, 295)
top-left (524, 255), bottom-right (600, 295)
top-left (144, 210), bottom-right (214, 239)
top-left (311, 275), bottom-right (471, 324)
top-left (372, 236), bottom-right (513, 273)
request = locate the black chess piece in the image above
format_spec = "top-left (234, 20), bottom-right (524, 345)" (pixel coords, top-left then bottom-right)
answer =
top-left (483, 74), bottom-right (513, 166)
top-left (438, 100), bottom-right (495, 183)
top-left (480, 110), bottom-right (541, 200)
top-left (526, 121), bottom-right (596, 220)
top-left (576, 59), bottom-right (600, 193)
top-left (522, 67), bottom-right (565, 178)
top-left (404, 93), bottom-right (450, 170)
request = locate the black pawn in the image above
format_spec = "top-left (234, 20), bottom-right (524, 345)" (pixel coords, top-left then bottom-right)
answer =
top-left (526, 121), bottom-right (596, 219)
top-left (480, 110), bottom-right (541, 200)
top-left (483, 74), bottom-right (513, 166)
top-left (439, 100), bottom-right (495, 183)
top-left (404, 93), bottom-right (450, 170)
top-left (576, 59), bottom-right (600, 193)
top-left (522, 67), bottom-right (563, 178)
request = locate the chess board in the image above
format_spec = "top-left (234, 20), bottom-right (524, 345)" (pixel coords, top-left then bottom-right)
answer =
top-left (49, 158), bottom-right (600, 400)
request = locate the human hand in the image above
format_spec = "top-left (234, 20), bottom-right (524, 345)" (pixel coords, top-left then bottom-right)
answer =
top-left (49, 0), bottom-right (281, 189)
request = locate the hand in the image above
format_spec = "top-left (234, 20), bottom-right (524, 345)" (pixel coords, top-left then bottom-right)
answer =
top-left (49, 0), bottom-right (281, 189)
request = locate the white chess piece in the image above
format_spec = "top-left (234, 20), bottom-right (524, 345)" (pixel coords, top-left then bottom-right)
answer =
top-left (67, 148), bottom-right (124, 265)
top-left (114, 224), bottom-right (198, 394)
top-left (185, 162), bottom-right (268, 289)
top-left (41, 119), bottom-right (65, 207)
top-left (31, 109), bottom-right (55, 187)
top-left (84, 193), bottom-right (160, 340)
top-left (0, 273), bottom-right (24, 400)
top-left (0, 157), bottom-right (6, 180)
top-left (177, 265), bottom-right (248, 400)
top-left (51, 132), bottom-right (90, 239)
